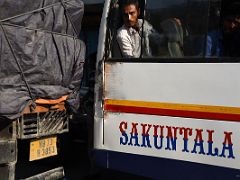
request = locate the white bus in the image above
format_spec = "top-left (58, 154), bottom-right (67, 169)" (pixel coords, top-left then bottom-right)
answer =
top-left (94, 0), bottom-right (240, 179)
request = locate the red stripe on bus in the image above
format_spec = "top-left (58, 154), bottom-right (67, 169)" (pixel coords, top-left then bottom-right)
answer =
top-left (104, 104), bottom-right (240, 122)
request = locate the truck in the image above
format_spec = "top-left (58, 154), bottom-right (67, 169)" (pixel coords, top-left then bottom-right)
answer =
top-left (0, 0), bottom-right (85, 179)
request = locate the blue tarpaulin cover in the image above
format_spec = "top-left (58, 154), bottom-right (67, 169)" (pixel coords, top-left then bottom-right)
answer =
top-left (0, 0), bottom-right (85, 119)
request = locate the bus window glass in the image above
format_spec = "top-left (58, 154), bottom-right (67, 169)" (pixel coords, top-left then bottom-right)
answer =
top-left (220, 0), bottom-right (240, 57)
top-left (145, 0), bottom-right (209, 57)
top-left (110, 0), bottom-right (239, 59)
top-left (205, 0), bottom-right (222, 57)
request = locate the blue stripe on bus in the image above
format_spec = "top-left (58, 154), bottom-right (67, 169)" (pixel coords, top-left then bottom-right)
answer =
top-left (93, 150), bottom-right (240, 180)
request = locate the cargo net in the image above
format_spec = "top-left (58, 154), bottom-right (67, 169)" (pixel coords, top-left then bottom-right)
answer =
top-left (17, 110), bottom-right (69, 139)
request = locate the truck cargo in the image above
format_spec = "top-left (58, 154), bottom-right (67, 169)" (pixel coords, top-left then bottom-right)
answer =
top-left (0, 0), bottom-right (85, 179)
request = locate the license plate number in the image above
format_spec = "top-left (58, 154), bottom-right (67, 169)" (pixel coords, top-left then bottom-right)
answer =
top-left (29, 136), bottom-right (57, 161)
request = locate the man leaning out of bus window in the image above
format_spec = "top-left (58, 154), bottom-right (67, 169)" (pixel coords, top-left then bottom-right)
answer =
top-left (116, 0), bottom-right (164, 58)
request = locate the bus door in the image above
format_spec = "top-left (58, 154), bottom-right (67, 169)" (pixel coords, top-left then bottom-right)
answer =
top-left (94, 0), bottom-right (240, 179)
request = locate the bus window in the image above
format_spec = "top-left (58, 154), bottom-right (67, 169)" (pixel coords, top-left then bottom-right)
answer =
top-left (110, 0), bottom-right (187, 58)
top-left (220, 0), bottom-right (240, 57)
top-left (108, 0), bottom-right (239, 59)
top-left (205, 0), bottom-right (222, 57)
top-left (204, 0), bottom-right (240, 58)
top-left (145, 0), bottom-right (209, 57)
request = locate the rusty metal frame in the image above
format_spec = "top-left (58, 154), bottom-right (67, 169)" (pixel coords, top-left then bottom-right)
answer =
top-left (0, 163), bottom-right (16, 180)
top-left (21, 167), bottom-right (65, 180)
top-left (0, 140), bottom-right (17, 164)
top-left (0, 118), bottom-right (17, 180)
top-left (17, 110), bottom-right (70, 139)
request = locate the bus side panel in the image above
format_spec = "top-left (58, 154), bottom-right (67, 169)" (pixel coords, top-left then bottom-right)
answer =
top-left (104, 62), bottom-right (240, 107)
top-left (101, 62), bottom-right (240, 173)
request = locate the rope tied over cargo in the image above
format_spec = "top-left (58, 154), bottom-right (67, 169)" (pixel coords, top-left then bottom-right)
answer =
top-left (0, 22), bottom-right (36, 110)
top-left (0, 0), bottom-right (80, 39)
top-left (0, 0), bottom-right (85, 119)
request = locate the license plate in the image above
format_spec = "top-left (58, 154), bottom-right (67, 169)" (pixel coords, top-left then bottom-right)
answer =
top-left (29, 136), bottom-right (57, 161)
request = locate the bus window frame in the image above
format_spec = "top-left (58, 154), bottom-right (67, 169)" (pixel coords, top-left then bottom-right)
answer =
top-left (105, 0), bottom-right (240, 61)
top-left (105, 57), bottom-right (240, 63)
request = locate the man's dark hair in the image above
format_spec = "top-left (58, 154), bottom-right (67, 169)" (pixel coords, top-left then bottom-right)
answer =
top-left (121, 0), bottom-right (139, 10)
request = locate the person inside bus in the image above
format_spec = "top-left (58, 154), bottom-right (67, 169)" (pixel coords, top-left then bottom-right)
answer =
top-left (205, 5), bottom-right (223, 57)
top-left (222, 6), bottom-right (240, 57)
top-left (205, 1), bottom-right (240, 57)
top-left (116, 0), bottom-right (184, 58)
top-left (116, 0), bottom-right (157, 58)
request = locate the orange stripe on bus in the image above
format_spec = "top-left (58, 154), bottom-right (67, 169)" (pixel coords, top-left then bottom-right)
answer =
top-left (104, 99), bottom-right (240, 122)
